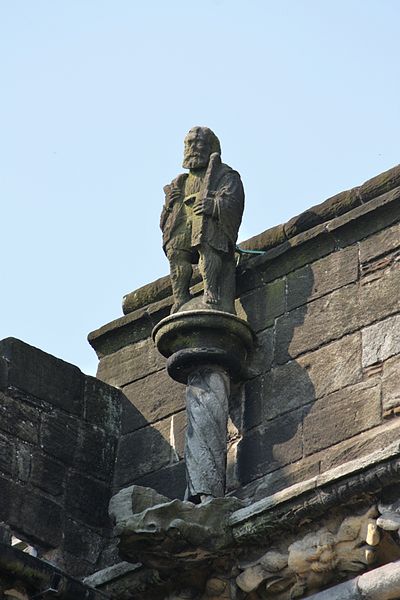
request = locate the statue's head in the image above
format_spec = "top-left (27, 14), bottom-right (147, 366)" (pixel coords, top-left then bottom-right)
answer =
top-left (182, 126), bottom-right (221, 170)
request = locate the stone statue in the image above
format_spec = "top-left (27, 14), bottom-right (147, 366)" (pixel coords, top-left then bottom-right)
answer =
top-left (160, 126), bottom-right (244, 314)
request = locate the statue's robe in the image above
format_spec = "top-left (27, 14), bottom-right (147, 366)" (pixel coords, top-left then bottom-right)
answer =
top-left (161, 160), bottom-right (244, 259)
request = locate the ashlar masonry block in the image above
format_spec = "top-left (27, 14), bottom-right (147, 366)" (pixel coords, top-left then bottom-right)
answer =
top-left (362, 313), bottom-right (400, 367)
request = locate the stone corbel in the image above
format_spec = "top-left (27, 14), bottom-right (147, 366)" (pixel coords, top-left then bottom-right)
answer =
top-left (109, 485), bottom-right (245, 567)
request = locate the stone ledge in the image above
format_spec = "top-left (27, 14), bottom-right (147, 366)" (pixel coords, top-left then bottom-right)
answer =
top-left (229, 441), bottom-right (400, 542)
top-left (88, 295), bottom-right (172, 359)
top-left (83, 561), bottom-right (161, 598)
top-left (83, 560), bottom-right (141, 587)
top-left (0, 542), bottom-right (108, 599)
top-left (306, 560), bottom-right (400, 600)
top-left (232, 418), bottom-right (400, 502)
top-left (240, 184), bottom-right (400, 275)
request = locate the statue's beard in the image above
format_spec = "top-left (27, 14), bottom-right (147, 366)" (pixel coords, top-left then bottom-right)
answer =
top-left (183, 152), bottom-right (209, 170)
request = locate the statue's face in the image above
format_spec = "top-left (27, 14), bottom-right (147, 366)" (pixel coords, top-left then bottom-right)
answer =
top-left (182, 128), bottom-right (211, 170)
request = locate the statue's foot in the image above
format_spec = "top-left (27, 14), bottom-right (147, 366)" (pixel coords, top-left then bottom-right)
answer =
top-left (204, 290), bottom-right (220, 306)
top-left (186, 492), bottom-right (215, 504)
top-left (200, 494), bottom-right (214, 503)
top-left (171, 296), bottom-right (191, 314)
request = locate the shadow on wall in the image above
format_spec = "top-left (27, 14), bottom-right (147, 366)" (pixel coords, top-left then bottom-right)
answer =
top-left (232, 264), bottom-right (316, 499)
top-left (113, 383), bottom-right (188, 501)
top-left (113, 265), bottom-right (315, 503)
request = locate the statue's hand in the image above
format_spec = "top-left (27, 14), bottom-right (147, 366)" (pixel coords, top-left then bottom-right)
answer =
top-left (192, 195), bottom-right (214, 216)
top-left (166, 186), bottom-right (181, 209)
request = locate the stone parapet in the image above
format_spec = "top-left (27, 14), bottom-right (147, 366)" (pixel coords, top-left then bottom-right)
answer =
top-left (0, 338), bottom-right (122, 578)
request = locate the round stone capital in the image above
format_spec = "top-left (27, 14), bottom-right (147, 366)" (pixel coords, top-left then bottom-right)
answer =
top-left (152, 310), bottom-right (255, 383)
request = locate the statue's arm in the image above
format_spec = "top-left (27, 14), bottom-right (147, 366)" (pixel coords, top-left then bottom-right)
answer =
top-left (160, 176), bottom-right (185, 232)
top-left (192, 171), bottom-right (244, 220)
top-left (160, 184), bottom-right (173, 232)
top-left (212, 171), bottom-right (244, 229)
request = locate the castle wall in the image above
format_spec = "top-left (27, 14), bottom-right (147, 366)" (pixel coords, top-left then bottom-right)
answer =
top-left (89, 165), bottom-right (400, 505)
top-left (0, 338), bottom-right (122, 577)
top-left (96, 331), bottom-right (187, 498)
top-left (234, 214), bottom-right (400, 501)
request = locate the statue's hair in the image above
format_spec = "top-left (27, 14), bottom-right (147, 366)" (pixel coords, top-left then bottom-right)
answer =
top-left (187, 126), bottom-right (221, 155)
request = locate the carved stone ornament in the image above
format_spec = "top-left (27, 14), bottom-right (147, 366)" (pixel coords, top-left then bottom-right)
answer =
top-left (109, 483), bottom-right (400, 599)
top-left (109, 485), bottom-right (245, 566)
top-left (235, 505), bottom-right (400, 599)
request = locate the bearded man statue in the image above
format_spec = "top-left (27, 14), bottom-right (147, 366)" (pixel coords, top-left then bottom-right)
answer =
top-left (160, 126), bottom-right (244, 314)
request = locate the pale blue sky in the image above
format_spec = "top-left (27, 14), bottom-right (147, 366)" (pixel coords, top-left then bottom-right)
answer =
top-left (1, 0), bottom-right (399, 374)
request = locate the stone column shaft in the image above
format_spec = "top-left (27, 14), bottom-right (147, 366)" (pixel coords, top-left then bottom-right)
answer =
top-left (153, 310), bottom-right (254, 503)
top-left (185, 366), bottom-right (230, 502)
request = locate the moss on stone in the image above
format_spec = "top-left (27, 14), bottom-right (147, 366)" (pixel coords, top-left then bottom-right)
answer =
top-left (359, 164), bottom-right (400, 202)
top-left (240, 224), bottom-right (286, 252)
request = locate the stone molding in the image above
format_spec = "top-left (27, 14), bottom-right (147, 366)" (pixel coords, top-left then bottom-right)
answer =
top-left (305, 560), bottom-right (400, 600)
top-left (230, 441), bottom-right (400, 541)
top-left (0, 542), bottom-right (106, 600)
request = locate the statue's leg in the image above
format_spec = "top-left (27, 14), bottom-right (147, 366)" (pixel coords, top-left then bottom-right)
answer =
top-left (198, 243), bottom-right (223, 306)
top-left (167, 248), bottom-right (192, 313)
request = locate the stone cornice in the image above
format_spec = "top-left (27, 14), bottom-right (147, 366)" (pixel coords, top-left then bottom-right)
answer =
top-left (0, 543), bottom-right (107, 600)
top-left (230, 441), bottom-right (400, 543)
top-left (110, 443), bottom-right (400, 561)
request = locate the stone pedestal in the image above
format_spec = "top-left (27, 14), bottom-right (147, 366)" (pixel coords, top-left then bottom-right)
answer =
top-left (153, 310), bottom-right (254, 502)
top-left (152, 310), bottom-right (254, 384)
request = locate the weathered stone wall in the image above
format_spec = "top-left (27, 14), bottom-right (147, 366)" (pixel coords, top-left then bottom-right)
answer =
top-left (89, 166), bottom-right (400, 506)
top-left (0, 338), bottom-right (122, 577)
top-left (233, 215), bottom-right (400, 501)
top-left (95, 332), bottom-right (188, 498)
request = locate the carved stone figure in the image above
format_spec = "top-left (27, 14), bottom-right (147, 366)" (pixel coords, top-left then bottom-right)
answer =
top-left (377, 498), bottom-right (400, 532)
top-left (160, 126), bottom-right (244, 314)
top-left (236, 507), bottom-right (380, 598)
top-left (110, 483), bottom-right (400, 599)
